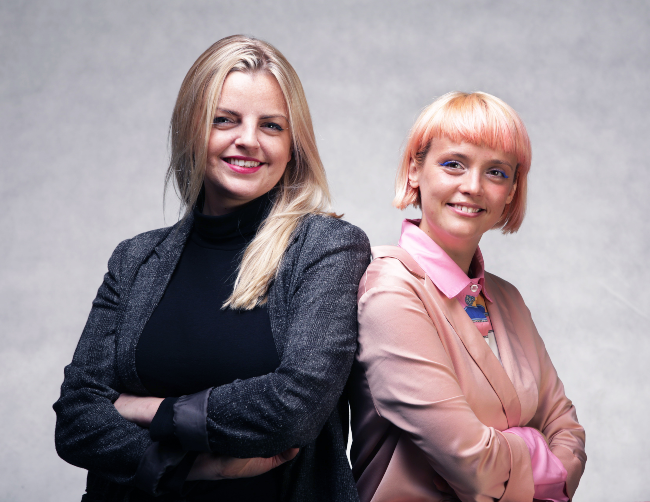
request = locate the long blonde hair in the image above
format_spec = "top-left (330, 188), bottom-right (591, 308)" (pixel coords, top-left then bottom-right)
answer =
top-left (165, 35), bottom-right (335, 309)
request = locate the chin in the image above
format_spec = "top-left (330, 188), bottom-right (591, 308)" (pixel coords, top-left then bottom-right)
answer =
top-left (222, 183), bottom-right (265, 199)
top-left (443, 227), bottom-right (485, 243)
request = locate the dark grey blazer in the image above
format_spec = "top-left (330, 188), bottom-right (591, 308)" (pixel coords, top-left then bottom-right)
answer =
top-left (54, 213), bottom-right (370, 501)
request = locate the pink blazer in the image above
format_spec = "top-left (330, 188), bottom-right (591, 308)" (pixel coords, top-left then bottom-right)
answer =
top-left (349, 246), bottom-right (586, 502)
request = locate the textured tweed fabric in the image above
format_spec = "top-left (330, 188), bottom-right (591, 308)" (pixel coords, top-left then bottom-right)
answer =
top-left (54, 213), bottom-right (370, 502)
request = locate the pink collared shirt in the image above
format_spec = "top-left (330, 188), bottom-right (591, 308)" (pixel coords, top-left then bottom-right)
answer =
top-left (398, 219), bottom-right (501, 361)
top-left (397, 219), bottom-right (568, 501)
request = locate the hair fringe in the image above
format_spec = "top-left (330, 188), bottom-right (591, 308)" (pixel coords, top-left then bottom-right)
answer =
top-left (393, 91), bottom-right (532, 234)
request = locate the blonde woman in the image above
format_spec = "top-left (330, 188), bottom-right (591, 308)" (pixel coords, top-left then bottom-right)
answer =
top-left (54, 35), bottom-right (370, 502)
top-left (349, 92), bottom-right (586, 501)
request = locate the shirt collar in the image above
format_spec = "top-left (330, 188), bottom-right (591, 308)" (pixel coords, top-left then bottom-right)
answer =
top-left (398, 219), bottom-right (492, 302)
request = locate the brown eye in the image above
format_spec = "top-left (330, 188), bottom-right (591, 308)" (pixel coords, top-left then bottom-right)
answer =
top-left (264, 122), bottom-right (284, 132)
top-left (488, 169), bottom-right (509, 179)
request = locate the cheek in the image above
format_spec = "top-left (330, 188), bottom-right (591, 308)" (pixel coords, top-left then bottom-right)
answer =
top-left (490, 185), bottom-right (515, 208)
top-left (206, 136), bottom-right (221, 159)
top-left (419, 188), bottom-right (449, 216)
top-left (420, 175), bottom-right (455, 201)
top-left (207, 130), bottom-right (233, 158)
top-left (262, 137), bottom-right (292, 166)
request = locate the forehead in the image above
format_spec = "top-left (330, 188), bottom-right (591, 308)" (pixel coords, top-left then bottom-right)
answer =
top-left (218, 71), bottom-right (288, 116)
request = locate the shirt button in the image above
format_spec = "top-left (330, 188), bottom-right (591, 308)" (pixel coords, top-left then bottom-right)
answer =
top-left (470, 284), bottom-right (479, 293)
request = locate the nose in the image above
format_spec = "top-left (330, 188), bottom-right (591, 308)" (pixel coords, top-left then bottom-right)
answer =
top-left (460, 169), bottom-right (483, 196)
top-left (234, 121), bottom-right (260, 150)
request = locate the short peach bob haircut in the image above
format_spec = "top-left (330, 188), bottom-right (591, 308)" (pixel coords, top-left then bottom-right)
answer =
top-left (394, 91), bottom-right (532, 234)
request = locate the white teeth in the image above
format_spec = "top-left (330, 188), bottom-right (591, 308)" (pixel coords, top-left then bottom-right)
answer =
top-left (226, 158), bottom-right (262, 168)
top-left (452, 204), bottom-right (481, 213)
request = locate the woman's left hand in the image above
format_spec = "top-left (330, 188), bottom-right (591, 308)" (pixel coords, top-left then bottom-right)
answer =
top-left (187, 448), bottom-right (300, 481)
top-left (114, 393), bottom-right (164, 428)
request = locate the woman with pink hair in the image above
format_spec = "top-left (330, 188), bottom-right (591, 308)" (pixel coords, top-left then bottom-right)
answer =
top-left (349, 92), bottom-right (586, 502)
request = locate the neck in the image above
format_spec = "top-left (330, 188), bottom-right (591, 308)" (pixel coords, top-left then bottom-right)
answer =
top-left (201, 184), bottom-right (247, 216)
top-left (202, 200), bottom-right (236, 217)
top-left (442, 246), bottom-right (476, 276)
top-left (201, 195), bottom-right (240, 216)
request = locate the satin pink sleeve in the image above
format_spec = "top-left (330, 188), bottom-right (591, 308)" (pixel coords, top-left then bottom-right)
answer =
top-left (519, 301), bottom-right (587, 499)
top-left (503, 427), bottom-right (568, 501)
top-left (357, 282), bottom-right (534, 502)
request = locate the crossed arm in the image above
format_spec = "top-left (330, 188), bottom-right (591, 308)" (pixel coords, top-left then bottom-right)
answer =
top-left (356, 273), bottom-right (585, 501)
top-left (113, 393), bottom-right (299, 481)
top-left (54, 219), bottom-right (370, 494)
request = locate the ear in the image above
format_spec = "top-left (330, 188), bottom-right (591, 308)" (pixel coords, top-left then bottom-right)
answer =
top-left (408, 158), bottom-right (420, 188)
top-left (506, 180), bottom-right (517, 205)
top-left (286, 144), bottom-right (294, 165)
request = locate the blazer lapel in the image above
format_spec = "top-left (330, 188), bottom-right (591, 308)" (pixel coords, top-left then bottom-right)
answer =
top-left (371, 246), bottom-right (524, 427)
top-left (424, 278), bottom-right (523, 428)
top-left (115, 216), bottom-right (194, 393)
top-left (485, 275), bottom-right (538, 425)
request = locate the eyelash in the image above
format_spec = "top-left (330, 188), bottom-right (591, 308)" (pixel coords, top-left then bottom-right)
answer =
top-left (488, 169), bottom-right (509, 179)
top-left (264, 122), bottom-right (284, 132)
top-left (212, 117), bottom-right (284, 132)
top-left (441, 161), bottom-right (509, 179)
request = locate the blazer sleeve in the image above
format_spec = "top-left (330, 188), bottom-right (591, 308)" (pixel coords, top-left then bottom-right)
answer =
top-left (524, 303), bottom-right (586, 499)
top-left (356, 272), bottom-right (534, 502)
top-left (53, 238), bottom-right (186, 495)
top-left (169, 219), bottom-right (371, 458)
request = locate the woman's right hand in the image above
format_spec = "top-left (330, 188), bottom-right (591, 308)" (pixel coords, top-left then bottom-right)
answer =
top-left (186, 447), bottom-right (299, 481)
top-left (503, 427), bottom-right (568, 502)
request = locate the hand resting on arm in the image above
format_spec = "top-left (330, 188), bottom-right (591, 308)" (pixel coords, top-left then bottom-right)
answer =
top-left (186, 447), bottom-right (299, 481)
top-left (114, 393), bottom-right (299, 481)
top-left (114, 394), bottom-right (163, 428)
top-left (503, 426), bottom-right (568, 502)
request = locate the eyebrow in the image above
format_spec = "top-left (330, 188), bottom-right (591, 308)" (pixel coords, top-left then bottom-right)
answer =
top-left (261, 114), bottom-right (289, 122)
top-left (216, 108), bottom-right (289, 122)
top-left (445, 151), bottom-right (515, 169)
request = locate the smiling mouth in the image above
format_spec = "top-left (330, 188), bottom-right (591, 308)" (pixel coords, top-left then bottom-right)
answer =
top-left (224, 157), bottom-right (263, 168)
top-left (449, 204), bottom-right (484, 214)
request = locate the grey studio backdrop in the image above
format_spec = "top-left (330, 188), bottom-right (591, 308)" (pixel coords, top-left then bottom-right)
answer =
top-left (1, 0), bottom-right (648, 500)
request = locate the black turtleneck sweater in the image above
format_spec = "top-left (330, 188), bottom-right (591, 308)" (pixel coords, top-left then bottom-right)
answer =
top-left (135, 194), bottom-right (283, 501)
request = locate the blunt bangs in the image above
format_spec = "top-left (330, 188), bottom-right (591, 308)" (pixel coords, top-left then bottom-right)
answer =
top-left (394, 92), bottom-right (532, 233)
top-left (425, 93), bottom-right (530, 174)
